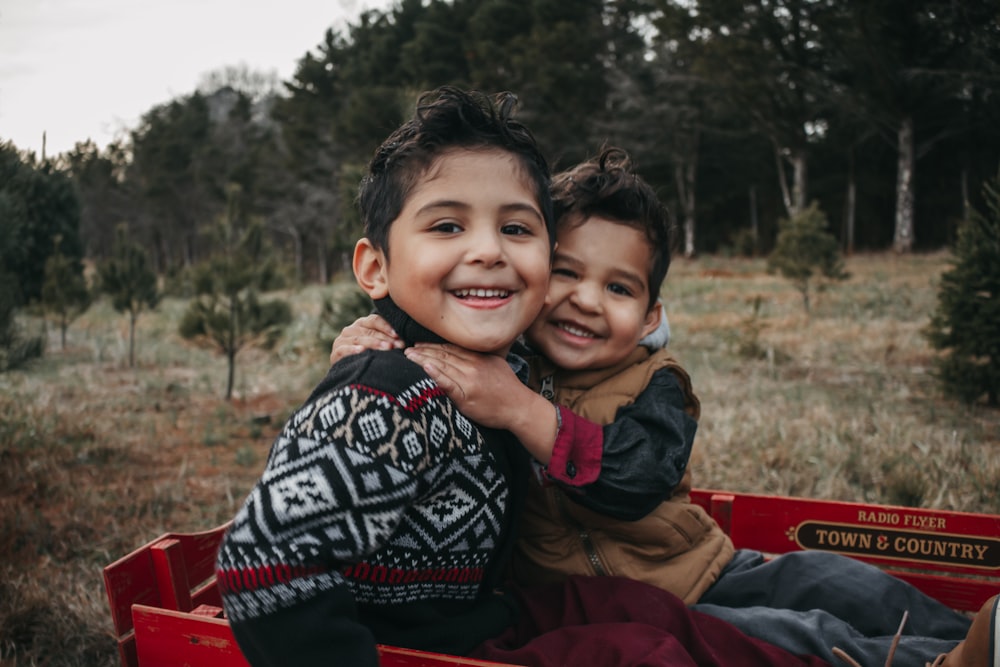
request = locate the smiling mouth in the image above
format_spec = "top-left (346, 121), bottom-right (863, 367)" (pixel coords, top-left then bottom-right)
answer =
top-left (556, 321), bottom-right (597, 338)
top-left (452, 288), bottom-right (511, 298)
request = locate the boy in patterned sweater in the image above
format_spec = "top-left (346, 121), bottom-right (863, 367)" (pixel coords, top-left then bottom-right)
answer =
top-left (214, 86), bottom-right (567, 666)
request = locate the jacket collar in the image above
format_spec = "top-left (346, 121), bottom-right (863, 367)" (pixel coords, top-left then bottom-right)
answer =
top-left (531, 346), bottom-right (651, 392)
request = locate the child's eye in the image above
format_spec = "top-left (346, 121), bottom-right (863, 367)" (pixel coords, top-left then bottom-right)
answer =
top-left (430, 221), bottom-right (462, 234)
top-left (552, 267), bottom-right (578, 279)
top-left (501, 222), bottom-right (532, 236)
top-left (608, 283), bottom-right (634, 297)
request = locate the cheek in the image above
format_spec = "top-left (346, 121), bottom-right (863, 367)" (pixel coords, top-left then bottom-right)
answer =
top-left (526, 246), bottom-right (552, 279)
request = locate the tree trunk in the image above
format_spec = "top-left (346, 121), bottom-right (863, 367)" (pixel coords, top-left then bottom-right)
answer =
top-left (293, 228), bottom-right (304, 284)
top-left (961, 167), bottom-right (970, 222)
top-left (844, 150), bottom-right (856, 255)
top-left (226, 297), bottom-right (237, 399)
top-left (791, 149), bottom-right (807, 215)
top-left (774, 145), bottom-right (808, 217)
top-left (749, 186), bottom-right (759, 256)
top-left (775, 146), bottom-right (793, 216)
top-left (128, 311), bottom-right (137, 367)
top-left (894, 116), bottom-right (915, 253)
top-left (60, 314), bottom-right (67, 349)
top-left (674, 158), bottom-right (698, 258)
top-left (317, 243), bottom-right (329, 285)
top-left (226, 346), bottom-right (236, 400)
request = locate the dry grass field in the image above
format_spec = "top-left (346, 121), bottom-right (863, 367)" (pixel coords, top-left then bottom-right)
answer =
top-left (1, 252), bottom-right (997, 666)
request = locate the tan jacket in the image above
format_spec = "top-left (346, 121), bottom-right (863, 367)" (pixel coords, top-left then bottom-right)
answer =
top-left (512, 347), bottom-right (734, 604)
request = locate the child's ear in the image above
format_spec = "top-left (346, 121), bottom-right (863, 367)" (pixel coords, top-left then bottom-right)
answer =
top-left (640, 299), bottom-right (663, 339)
top-left (353, 238), bottom-right (390, 299)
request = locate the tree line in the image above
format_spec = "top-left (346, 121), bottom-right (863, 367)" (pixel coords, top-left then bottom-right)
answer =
top-left (6, 0), bottom-right (1000, 290)
top-left (2, 0), bottom-right (999, 401)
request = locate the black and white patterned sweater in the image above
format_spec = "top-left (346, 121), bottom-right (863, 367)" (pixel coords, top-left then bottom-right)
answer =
top-left (216, 300), bottom-right (530, 667)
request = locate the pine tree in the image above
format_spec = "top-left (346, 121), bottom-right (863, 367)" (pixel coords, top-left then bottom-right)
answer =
top-left (98, 225), bottom-right (160, 367)
top-left (925, 172), bottom-right (1000, 406)
top-left (178, 185), bottom-right (292, 400)
top-left (767, 202), bottom-right (849, 313)
top-left (41, 236), bottom-right (91, 349)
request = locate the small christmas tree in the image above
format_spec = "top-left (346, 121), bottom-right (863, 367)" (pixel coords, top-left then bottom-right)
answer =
top-left (178, 185), bottom-right (291, 400)
top-left (924, 172), bottom-right (1000, 406)
top-left (41, 236), bottom-right (91, 349)
top-left (767, 202), bottom-right (849, 313)
top-left (98, 225), bottom-right (160, 367)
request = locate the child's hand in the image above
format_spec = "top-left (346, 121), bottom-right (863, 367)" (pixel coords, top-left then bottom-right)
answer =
top-left (329, 314), bottom-right (403, 365)
top-left (406, 343), bottom-right (560, 464)
top-left (404, 344), bottom-right (522, 428)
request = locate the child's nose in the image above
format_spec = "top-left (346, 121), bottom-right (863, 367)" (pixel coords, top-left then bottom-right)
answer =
top-left (466, 228), bottom-right (505, 266)
top-left (569, 282), bottom-right (602, 313)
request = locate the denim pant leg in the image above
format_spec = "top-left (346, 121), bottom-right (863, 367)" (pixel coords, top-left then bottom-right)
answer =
top-left (693, 602), bottom-right (961, 667)
top-left (698, 550), bottom-right (971, 639)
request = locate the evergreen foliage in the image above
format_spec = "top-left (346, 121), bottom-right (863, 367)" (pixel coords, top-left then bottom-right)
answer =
top-left (41, 236), bottom-right (91, 349)
top-left (97, 225), bottom-right (160, 367)
top-left (317, 286), bottom-right (374, 351)
top-left (767, 202), bottom-right (849, 313)
top-left (0, 192), bottom-right (42, 370)
top-left (178, 185), bottom-right (292, 399)
top-left (18, 0), bottom-right (1000, 271)
top-left (925, 172), bottom-right (1000, 406)
top-left (0, 271), bottom-right (44, 372)
top-left (0, 142), bottom-right (83, 305)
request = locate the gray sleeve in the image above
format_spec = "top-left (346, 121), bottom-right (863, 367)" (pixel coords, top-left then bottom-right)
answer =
top-left (565, 368), bottom-right (697, 521)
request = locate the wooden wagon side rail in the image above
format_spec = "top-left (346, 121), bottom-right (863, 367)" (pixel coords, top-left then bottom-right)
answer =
top-left (129, 604), bottom-right (517, 667)
top-left (103, 523), bottom-right (521, 667)
top-left (689, 489), bottom-right (1000, 612)
top-left (104, 490), bottom-right (1000, 666)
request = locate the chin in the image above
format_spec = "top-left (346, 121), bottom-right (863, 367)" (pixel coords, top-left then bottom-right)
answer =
top-left (467, 338), bottom-right (512, 355)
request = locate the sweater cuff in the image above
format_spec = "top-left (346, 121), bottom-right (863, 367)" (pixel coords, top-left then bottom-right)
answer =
top-left (544, 406), bottom-right (601, 486)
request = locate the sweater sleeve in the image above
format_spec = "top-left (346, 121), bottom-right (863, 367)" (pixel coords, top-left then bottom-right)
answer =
top-left (554, 368), bottom-right (697, 521)
top-left (215, 363), bottom-right (445, 666)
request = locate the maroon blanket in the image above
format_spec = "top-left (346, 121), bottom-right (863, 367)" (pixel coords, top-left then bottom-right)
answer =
top-left (471, 576), bottom-right (831, 667)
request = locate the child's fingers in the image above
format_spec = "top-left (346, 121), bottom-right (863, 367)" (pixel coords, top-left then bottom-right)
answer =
top-left (418, 361), bottom-right (467, 403)
top-left (329, 335), bottom-right (399, 364)
top-left (329, 316), bottom-right (404, 364)
top-left (356, 314), bottom-right (402, 341)
top-left (330, 343), bottom-right (364, 365)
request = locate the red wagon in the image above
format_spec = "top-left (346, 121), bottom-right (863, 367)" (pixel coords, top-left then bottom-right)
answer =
top-left (104, 489), bottom-right (1000, 667)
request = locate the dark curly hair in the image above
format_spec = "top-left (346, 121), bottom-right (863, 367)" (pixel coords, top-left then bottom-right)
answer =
top-left (551, 147), bottom-right (675, 309)
top-left (357, 86), bottom-right (555, 255)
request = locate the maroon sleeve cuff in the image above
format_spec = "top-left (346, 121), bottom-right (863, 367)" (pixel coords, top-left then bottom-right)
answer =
top-left (544, 406), bottom-right (602, 486)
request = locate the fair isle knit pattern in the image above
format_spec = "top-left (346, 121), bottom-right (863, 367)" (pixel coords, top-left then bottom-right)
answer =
top-left (217, 359), bottom-right (509, 622)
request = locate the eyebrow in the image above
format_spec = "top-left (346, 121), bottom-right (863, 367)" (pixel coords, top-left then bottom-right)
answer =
top-left (415, 199), bottom-right (543, 221)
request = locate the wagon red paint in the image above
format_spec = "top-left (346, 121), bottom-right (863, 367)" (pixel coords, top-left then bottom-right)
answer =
top-left (104, 489), bottom-right (1000, 667)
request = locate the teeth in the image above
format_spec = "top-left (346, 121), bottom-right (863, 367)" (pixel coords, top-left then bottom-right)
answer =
top-left (558, 323), bottom-right (595, 338)
top-left (454, 288), bottom-right (510, 298)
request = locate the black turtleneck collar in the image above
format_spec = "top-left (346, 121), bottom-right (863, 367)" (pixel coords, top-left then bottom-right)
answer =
top-left (373, 296), bottom-right (448, 347)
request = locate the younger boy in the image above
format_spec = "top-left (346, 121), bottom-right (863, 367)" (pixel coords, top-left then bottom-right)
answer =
top-left (333, 148), bottom-right (994, 667)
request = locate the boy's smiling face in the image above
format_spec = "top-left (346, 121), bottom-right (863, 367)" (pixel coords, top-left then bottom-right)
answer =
top-left (354, 148), bottom-right (551, 355)
top-left (526, 215), bottom-right (662, 371)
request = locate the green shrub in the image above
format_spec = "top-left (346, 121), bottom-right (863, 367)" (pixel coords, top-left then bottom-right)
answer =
top-left (925, 172), bottom-right (1000, 406)
top-left (767, 202), bottom-right (849, 313)
top-left (0, 271), bottom-right (43, 371)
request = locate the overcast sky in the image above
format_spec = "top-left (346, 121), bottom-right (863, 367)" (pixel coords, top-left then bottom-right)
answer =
top-left (0, 0), bottom-right (393, 157)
